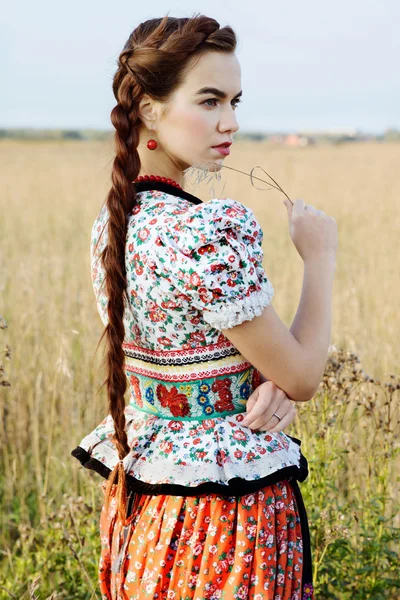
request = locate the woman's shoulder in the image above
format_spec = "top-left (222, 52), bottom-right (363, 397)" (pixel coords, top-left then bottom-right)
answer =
top-left (128, 193), bottom-right (263, 260)
top-left (172, 196), bottom-right (263, 247)
top-left (90, 193), bottom-right (262, 256)
top-left (154, 194), bottom-right (261, 237)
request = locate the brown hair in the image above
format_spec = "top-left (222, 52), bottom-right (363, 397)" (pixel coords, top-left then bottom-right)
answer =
top-left (95, 13), bottom-right (237, 521)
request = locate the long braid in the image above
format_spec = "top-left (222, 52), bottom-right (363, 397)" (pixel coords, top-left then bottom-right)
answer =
top-left (96, 13), bottom-right (236, 523)
top-left (101, 74), bottom-right (142, 521)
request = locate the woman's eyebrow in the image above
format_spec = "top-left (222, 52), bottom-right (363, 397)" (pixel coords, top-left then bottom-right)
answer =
top-left (195, 87), bottom-right (243, 99)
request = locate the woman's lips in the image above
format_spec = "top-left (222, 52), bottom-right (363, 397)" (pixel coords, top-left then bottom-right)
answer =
top-left (211, 145), bottom-right (231, 156)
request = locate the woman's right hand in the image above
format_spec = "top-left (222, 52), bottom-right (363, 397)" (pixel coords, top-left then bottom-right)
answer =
top-left (283, 198), bottom-right (338, 262)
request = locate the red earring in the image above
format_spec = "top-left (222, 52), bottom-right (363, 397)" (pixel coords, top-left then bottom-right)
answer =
top-left (147, 136), bottom-right (158, 150)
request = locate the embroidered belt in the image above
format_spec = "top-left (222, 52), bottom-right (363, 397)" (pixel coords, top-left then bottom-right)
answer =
top-left (122, 340), bottom-right (262, 421)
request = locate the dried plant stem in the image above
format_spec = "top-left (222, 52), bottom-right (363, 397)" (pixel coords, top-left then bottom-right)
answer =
top-left (222, 164), bottom-right (293, 203)
top-left (0, 587), bottom-right (18, 599)
top-left (63, 532), bottom-right (100, 597)
top-left (183, 161), bottom-right (294, 205)
top-left (42, 371), bottom-right (58, 497)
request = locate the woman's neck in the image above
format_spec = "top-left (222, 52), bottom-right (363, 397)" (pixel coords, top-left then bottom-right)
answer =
top-left (137, 145), bottom-right (184, 187)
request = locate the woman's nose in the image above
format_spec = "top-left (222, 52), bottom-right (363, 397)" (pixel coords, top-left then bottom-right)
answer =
top-left (218, 107), bottom-right (239, 134)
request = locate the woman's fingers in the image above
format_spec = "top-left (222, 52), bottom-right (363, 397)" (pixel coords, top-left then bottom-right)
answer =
top-left (246, 401), bottom-right (291, 431)
top-left (242, 383), bottom-right (271, 426)
top-left (242, 382), bottom-right (296, 432)
top-left (260, 404), bottom-right (297, 433)
top-left (244, 392), bottom-right (289, 430)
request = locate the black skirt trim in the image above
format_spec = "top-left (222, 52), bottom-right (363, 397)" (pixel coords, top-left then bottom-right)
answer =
top-left (71, 440), bottom-right (313, 596)
top-left (71, 438), bottom-right (309, 497)
top-left (290, 477), bottom-right (314, 598)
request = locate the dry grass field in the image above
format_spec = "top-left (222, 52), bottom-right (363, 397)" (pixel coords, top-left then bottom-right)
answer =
top-left (0, 139), bottom-right (399, 598)
top-left (2, 139), bottom-right (399, 380)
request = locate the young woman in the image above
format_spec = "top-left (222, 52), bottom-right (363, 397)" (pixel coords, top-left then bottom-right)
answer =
top-left (71, 14), bottom-right (337, 600)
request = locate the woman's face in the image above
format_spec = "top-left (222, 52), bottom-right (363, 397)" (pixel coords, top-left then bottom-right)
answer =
top-left (142, 51), bottom-right (241, 175)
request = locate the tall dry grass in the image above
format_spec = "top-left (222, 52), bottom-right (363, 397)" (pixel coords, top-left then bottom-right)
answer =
top-left (0, 139), bottom-right (399, 598)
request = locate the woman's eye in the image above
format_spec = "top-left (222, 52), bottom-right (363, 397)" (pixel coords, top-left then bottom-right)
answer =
top-left (202, 98), bottom-right (242, 108)
top-left (203, 98), bottom-right (218, 107)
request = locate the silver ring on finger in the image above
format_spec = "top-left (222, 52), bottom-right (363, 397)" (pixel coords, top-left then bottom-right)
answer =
top-left (272, 412), bottom-right (282, 421)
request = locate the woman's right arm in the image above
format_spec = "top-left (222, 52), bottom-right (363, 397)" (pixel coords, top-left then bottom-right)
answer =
top-left (222, 254), bottom-right (336, 402)
top-left (222, 198), bottom-right (338, 402)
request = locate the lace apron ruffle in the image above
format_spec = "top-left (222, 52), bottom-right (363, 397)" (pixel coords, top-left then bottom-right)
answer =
top-left (71, 403), bottom-right (308, 496)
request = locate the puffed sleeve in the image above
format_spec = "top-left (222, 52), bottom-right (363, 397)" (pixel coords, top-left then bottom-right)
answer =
top-left (90, 203), bottom-right (109, 326)
top-left (153, 198), bottom-right (275, 331)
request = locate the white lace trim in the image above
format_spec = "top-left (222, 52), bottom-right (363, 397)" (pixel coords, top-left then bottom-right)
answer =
top-left (76, 406), bottom-right (302, 488)
top-left (203, 279), bottom-right (275, 330)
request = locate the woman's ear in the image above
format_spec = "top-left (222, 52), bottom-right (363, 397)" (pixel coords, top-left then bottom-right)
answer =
top-left (138, 94), bottom-right (158, 130)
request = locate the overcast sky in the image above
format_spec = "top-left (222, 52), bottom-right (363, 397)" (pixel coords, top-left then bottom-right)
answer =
top-left (2, 0), bottom-right (399, 133)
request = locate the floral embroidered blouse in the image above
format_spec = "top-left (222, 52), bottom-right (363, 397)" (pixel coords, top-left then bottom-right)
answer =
top-left (71, 180), bottom-right (308, 496)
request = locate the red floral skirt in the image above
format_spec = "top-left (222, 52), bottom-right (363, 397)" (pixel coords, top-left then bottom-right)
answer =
top-left (98, 477), bottom-right (314, 600)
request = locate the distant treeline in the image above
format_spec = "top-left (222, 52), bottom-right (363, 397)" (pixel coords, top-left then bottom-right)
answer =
top-left (1, 127), bottom-right (399, 143)
top-left (0, 128), bottom-right (112, 141)
top-left (0, 129), bottom-right (272, 141)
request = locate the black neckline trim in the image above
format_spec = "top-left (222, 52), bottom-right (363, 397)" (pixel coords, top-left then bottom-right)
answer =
top-left (134, 180), bottom-right (203, 205)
